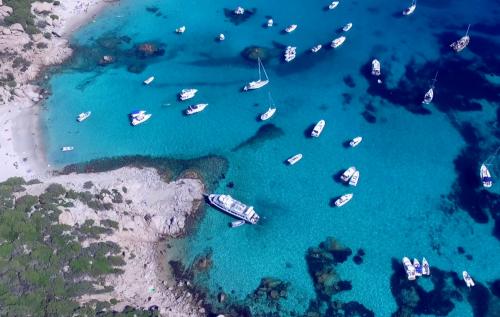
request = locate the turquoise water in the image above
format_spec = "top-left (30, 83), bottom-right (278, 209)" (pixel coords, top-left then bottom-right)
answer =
top-left (43, 0), bottom-right (500, 315)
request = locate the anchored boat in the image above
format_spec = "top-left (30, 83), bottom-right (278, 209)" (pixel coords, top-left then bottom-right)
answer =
top-left (422, 258), bottom-right (430, 275)
top-left (334, 193), bottom-right (353, 207)
top-left (61, 146), bottom-right (74, 152)
top-left (340, 166), bottom-right (356, 182)
top-left (260, 93), bottom-right (277, 121)
top-left (208, 194), bottom-right (260, 224)
top-left (463, 271), bottom-right (475, 288)
top-left (422, 72), bottom-right (438, 104)
top-left (130, 110), bottom-right (152, 126)
top-left (342, 23), bottom-right (352, 32)
top-left (371, 59), bottom-right (381, 76)
top-left (287, 153), bottom-right (303, 165)
top-left (311, 120), bottom-right (326, 137)
top-left (450, 24), bottom-right (471, 52)
top-left (402, 257), bottom-right (416, 280)
top-left (185, 103), bottom-right (208, 115)
top-left (349, 136), bottom-right (363, 147)
top-left (285, 24), bottom-right (297, 33)
top-left (179, 88), bottom-right (198, 101)
top-left (143, 76), bottom-right (155, 85)
top-left (311, 44), bottom-right (322, 53)
top-left (243, 57), bottom-right (269, 91)
top-left (329, 1), bottom-right (339, 9)
top-left (77, 111), bottom-right (91, 122)
top-left (403, 0), bottom-right (416, 15)
top-left (349, 171), bottom-right (359, 186)
top-left (331, 36), bottom-right (346, 48)
top-left (480, 164), bottom-right (493, 188)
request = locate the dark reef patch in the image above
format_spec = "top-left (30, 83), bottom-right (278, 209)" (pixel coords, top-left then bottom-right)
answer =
top-left (343, 75), bottom-right (356, 88)
top-left (491, 280), bottom-right (500, 298)
top-left (224, 8), bottom-right (256, 25)
top-left (231, 123), bottom-right (284, 152)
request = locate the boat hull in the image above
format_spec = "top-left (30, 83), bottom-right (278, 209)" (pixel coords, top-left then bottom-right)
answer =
top-left (208, 194), bottom-right (259, 224)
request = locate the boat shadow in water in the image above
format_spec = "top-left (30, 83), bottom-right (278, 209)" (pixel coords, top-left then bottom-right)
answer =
top-left (332, 170), bottom-right (350, 185)
top-left (303, 124), bottom-right (316, 138)
top-left (232, 123), bottom-right (284, 152)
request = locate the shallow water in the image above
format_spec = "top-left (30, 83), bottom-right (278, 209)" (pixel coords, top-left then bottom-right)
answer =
top-left (43, 0), bottom-right (500, 315)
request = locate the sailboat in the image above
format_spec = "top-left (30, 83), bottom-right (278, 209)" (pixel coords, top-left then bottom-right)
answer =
top-left (260, 93), bottom-right (277, 121)
top-left (403, 0), bottom-right (416, 15)
top-left (243, 57), bottom-right (269, 91)
top-left (422, 71), bottom-right (438, 104)
top-left (450, 24), bottom-right (471, 52)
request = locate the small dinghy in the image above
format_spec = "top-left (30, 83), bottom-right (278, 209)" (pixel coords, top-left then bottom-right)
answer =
top-left (480, 164), bottom-right (493, 188)
top-left (334, 193), bottom-right (353, 207)
top-left (267, 19), bottom-right (274, 27)
top-left (450, 24), bottom-right (471, 52)
top-left (311, 120), bottom-right (326, 137)
top-left (422, 72), bottom-right (438, 104)
top-left (287, 153), bottom-right (303, 165)
top-left (285, 24), bottom-right (297, 33)
top-left (230, 220), bottom-right (245, 228)
top-left (329, 1), bottom-right (339, 9)
top-left (403, 0), bottom-right (416, 15)
top-left (413, 258), bottom-right (423, 276)
top-left (402, 257), bottom-right (416, 280)
top-left (175, 26), bottom-right (186, 34)
top-left (340, 166), bottom-right (356, 182)
top-left (422, 258), bottom-right (430, 275)
top-left (219, 33), bottom-right (225, 41)
top-left (349, 136), bottom-right (363, 147)
top-left (143, 76), bottom-right (155, 85)
top-left (61, 146), bottom-right (74, 152)
top-left (349, 170), bottom-right (359, 186)
top-left (463, 271), bottom-right (475, 288)
top-left (342, 23), bottom-right (353, 32)
top-left (77, 111), bottom-right (91, 122)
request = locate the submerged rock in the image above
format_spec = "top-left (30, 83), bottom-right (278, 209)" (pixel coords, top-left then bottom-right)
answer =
top-left (241, 46), bottom-right (270, 62)
top-left (135, 42), bottom-right (165, 58)
top-left (98, 55), bottom-right (115, 66)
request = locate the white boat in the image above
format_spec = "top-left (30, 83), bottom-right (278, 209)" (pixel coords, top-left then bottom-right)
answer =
top-left (371, 59), bottom-right (381, 76)
top-left (402, 257), bottom-right (416, 280)
top-left (349, 171), bottom-right (359, 186)
top-left (329, 1), bottom-right (339, 9)
top-left (450, 24), bottom-right (471, 52)
top-left (185, 103), bottom-right (208, 115)
top-left (331, 36), bottom-right (346, 48)
top-left (413, 258), bottom-right (423, 276)
top-left (61, 146), bottom-right (74, 152)
top-left (179, 88), bottom-right (198, 101)
top-left (284, 46), bottom-right (297, 62)
top-left (260, 93), bottom-right (277, 121)
top-left (230, 220), bottom-right (245, 228)
top-left (422, 72), bottom-right (438, 104)
top-left (219, 33), bottom-right (225, 41)
top-left (349, 136), bottom-right (363, 147)
top-left (77, 111), bottom-right (91, 122)
top-left (285, 24), bottom-right (297, 33)
top-left (287, 153), bottom-right (303, 165)
top-left (208, 194), bottom-right (259, 224)
top-left (311, 120), bottom-right (325, 137)
top-left (422, 258), bottom-right (430, 276)
top-left (311, 44), bottom-right (322, 53)
top-left (234, 6), bottom-right (245, 15)
top-left (267, 19), bottom-right (274, 27)
top-left (334, 193), bottom-right (353, 207)
top-left (342, 23), bottom-right (353, 32)
top-left (243, 57), bottom-right (269, 91)
top-left (463, 271), bottom-right (475, 288)
top-left (340, 166), bottom-right (356, 182)
top-left (175, 26), bottom-right (186, 34)
top-left (143, 76), bottom-right (155, 85)
top-left (403, 0), bottom-right (416, 15)
top-left (480, 164), bottom-right (493, 188)
top-left (130, 110), bottom-right (152, 126)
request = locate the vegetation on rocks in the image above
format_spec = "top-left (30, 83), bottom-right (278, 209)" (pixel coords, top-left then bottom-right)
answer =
top-left (3, 0), bottom-right (39, 34)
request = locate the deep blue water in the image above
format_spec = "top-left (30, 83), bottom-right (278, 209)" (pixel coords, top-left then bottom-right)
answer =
top-left (43, 0), bottom-right (500, 315)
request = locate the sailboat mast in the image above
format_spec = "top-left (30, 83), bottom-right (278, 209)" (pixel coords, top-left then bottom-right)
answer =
top-left (465, 24), bottom-right (471, 36)
top-left (257, 58), bottom-right (262, 81)
top-left (260, 59), bottom-right (269, 81)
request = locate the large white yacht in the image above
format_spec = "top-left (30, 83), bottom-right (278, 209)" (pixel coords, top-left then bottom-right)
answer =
top-left (340, 166), bottom-right (356, 182)
top-left (480, 164), bottom-right (493, 188)
top-left (77, 111), bottom-right (91, 122)
top-left (331, 36), bottom-right (346, 48)
top-left (349, 171), bottom-right (359, 186)
top-left (349, 136), bottom-right (363, 147)
top-left (185, 103), bottom-right (208, 115)
top-left (450, 25), bottom-right (471, 52)
top-left (285, 24), bottom-right (297, 33)
top-left (463, 271), bottom-right (475, 288)
top-left (311, 120), bottom-right (325, 137)
top-left (284, 46), bottom-right (297, 62)
top-left (334, 193), bottom-right (353, 207)
top-left (243, 57), bottom-right (269, 91)
top-left (287, 153), bottom-right (303, 165)
top-left (402, 257), bottom-right (416, 280)
top-left (130, 110), bottom-right (152, 126)
top-left (371, 59), bottom-right (381, 76)
top-left (179, 88), bottom-right (198, 101)
top-left (402, 0), bottom-right (416, 15)
top-left (207, 194), bottom-right (260, 224)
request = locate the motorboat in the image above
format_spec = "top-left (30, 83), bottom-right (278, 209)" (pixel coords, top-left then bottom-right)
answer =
top-left (334, 193), bottom-right (353, 207)
top-left (349, 136), bottom-right (363, 147)
top-left (349, 171), bottom-right (359, 186)
top-left (402, 257), bottom-right (416, 280)
top-left (329, 1), bottom-right (339, 9)
top-left (77, 111), bottom-right (91, 122)
top-left (143, 76), bottom-right (155, 85)
top-left (207, 194), bottom-right (260, 224)
top-left (130, 110), bottom-right (152, 126)
top-left (403, 0), bottom-right (416, 15)
top-left (179, 88), bottom-right (198, 101)
top-left (342, 23), bottom-right (353, 32)
top-left (234, 6), bottom-right (245, 15)
top-left (61, 146), bottom-right (74, 152)
top-left (243, 57), bottom-right (270, 91)
top-left (340, 166), bottom-right (356, 182)
top-left (287, 153), bottom-right (303, 165)
top-left (422, 72), bottom-right (438, 104)
top-left (311, 119), bottom-right (325, 137)
top-left (450, 24), bottom-right (471, 52)
top-left (185, 103), bottom-right (208, 115)
top-left (219, 33), bottom-right (225, 41)
top-left (371, 59), bottom-right (381, 76)
top-left (311, 44), bottom-right (322, 53)
top-left (175, 26), bottom-right (186, 34)
top-left (463, 271), bottom-right (475, 288)
top-left (260, 108), bottom-right (276, 121)
top-left (284, 46), bottom-right (297, 62)
top-left (480, 164), bottom-right (493, 188)
top-left (285, 24), bottom-right (297, 33)
top-left (331, 36), bottom-right (346, 48)
top-left (422, 258), bottom-right (430, 276)
top-left (267, 19), bottom-right (274, 27)
top-left (413, 258), bottom-right (423, 276)
top-left (230, 220), bottom-right (245, 228)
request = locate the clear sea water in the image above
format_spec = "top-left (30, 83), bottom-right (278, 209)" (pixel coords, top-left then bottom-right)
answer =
top-left (42, 0), bottom-right (500, 315)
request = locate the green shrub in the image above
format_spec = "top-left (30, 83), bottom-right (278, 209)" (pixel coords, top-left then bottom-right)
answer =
top-left (83, 181), bottom-right (94, 189)
top-left (50, 14), bottom-right (59, 20)
top-left (36, 42), bottom-right (48, 49)
top-left (43, 32), bottom-right (51, 39)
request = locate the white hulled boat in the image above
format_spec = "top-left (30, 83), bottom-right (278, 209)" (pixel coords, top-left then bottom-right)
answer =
top-left (450, 24), bottom-right (471, 52)
top-left (403, 0), bottom-right (416, 15)
top-left (243, 57), bottom-right (269, 91)
top-left (413, 258), bottom-right (423, 276)
top-left (287, 153), bottom-right (303, 165)
top-left (311, 45), bottom-right (322, 53)
top-left (61, 146), bottom-right (74, 152)
top-left (179, 88), bottom-right (198, 101)
top-left (422, 72), bottom-right (438, 104)
top-left (480, 164), bottom-right (493, 188)
top-left (463, 271), bottom-right (475, 288)
top-left (335, 193), bottom-right (353, 207)
top-left (340, 166), bottom-right (356, 182)
top-left (219, 33), bottom-right (225, 41)
top-left (349, 136), bottom-right (363, 147)
top-left (230, 220), bottom-right (245, 228)
top-left (130, 110), bottom-right (152, 126)
top-left (342, 23), bottom-right (353, 32)
top-left (77, 111), bottom-right (91, 122)
top-left (234, 6), bottom-right (245, 15)
top-left (402, 257), bottom-right (416, 280)
top-left (175, 26), bottom-right (186, 34)
top-left (260, 93), bottom-right (276, 121)
top-left (311, 120), bottom-right (325, 137)
top-left (371, 59), bottom-right (381, 76)
top-left (349, 171), bottom-right (359, 186)
top-left (329, 1), bottom-right (339, 9)
top-left (331, 36), bottom-right (346, 48)
top-left (284, 46), bottom-right (297, 62)
top-left (143, 76), bottom-right (155, 85)
top-left (422, 258), bottom-right (430, 276)
top-left (285, 24), bottom-right (297, 33)
top-left (185, 103), bottom-right (208, 115)
top-left (267, 19), bottom-right (274, 27)
top-left (208, 194), bottom-right (260, 224)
